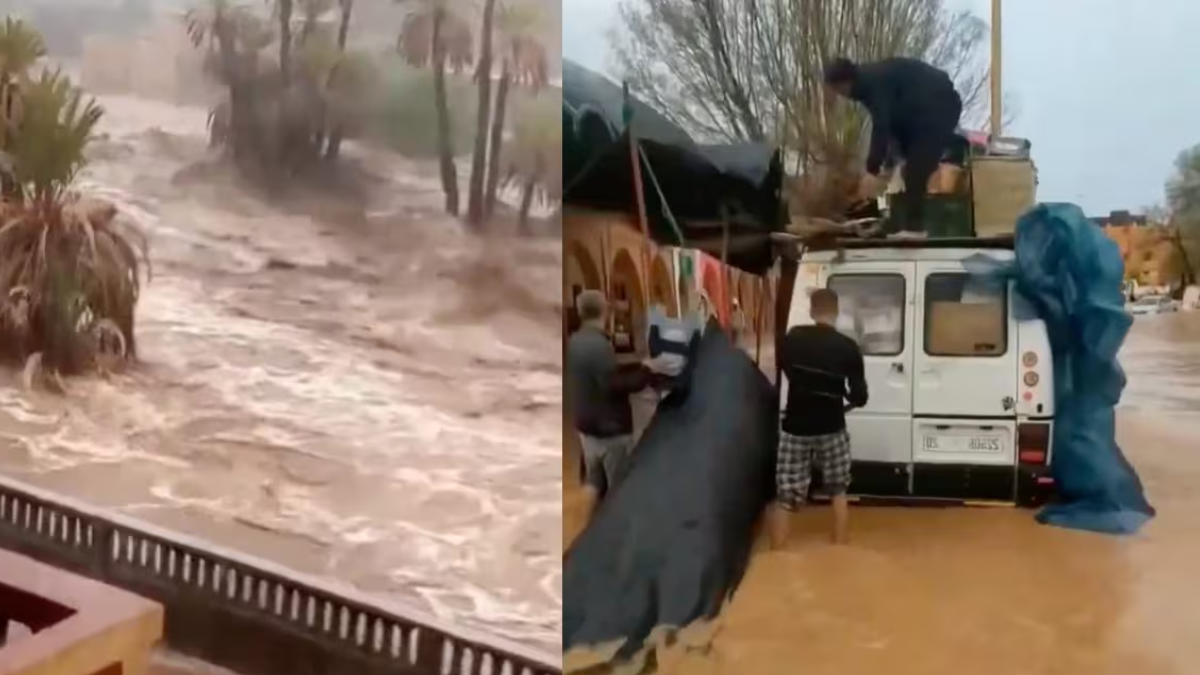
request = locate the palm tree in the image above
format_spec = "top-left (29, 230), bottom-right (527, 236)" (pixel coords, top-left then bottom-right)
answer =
top-left (322, 0), bottom-right (355, 159)
top-left (396, 0), bottom-right (472, 216)
top-left (0, 18), bottom-right (47, 199)
top-left (298, 0), bottom-right (334, 44)
top-left (500, 99), bottom-right (560, 233)
top-left (276, 0), bottom-right (294, 84)
top-left (0, 68), bottom-right (147, 376)
top-left (334, 0), bottom-right (353, 48)
top-left (483, 1), bottom-right (548, 220)
top-left (465, 0), bottom-right (497, 228)
top-left (185, 0), bottom-right (275, 165)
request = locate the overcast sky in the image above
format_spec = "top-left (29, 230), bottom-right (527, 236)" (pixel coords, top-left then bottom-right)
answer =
top-left (562, 0), bottom-right (1200, 216)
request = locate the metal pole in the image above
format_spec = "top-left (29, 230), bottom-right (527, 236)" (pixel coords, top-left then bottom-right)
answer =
top-left (990, 0), bottom-right (1003, 138)
top-left (721, 212), bottom-right (732, 330)
top-left (624, 81), bottom-right (657, 351)
top-left (754, 275), bottom-right (764, 364)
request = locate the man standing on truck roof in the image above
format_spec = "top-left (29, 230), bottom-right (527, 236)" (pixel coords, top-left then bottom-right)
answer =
top-left (769, 288), bottom-right (868, 547)
top-left (823, 56), bottom-right (963, 240)
top-left (566, 290), bottom-right (651, 525)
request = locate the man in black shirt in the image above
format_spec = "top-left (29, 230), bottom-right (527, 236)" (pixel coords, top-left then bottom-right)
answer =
top-left (770, 288), bottom-right (868, 547)
top-left (824, 56), bottom-right (963, 239)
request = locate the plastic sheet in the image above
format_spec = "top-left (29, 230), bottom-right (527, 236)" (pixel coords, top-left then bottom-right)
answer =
top-left (644, 305), bottom-right (702, 384)
top-left (1011, 203), bottom-right (1155, 534)
top-left (563, 323), bottom-right (777, 670)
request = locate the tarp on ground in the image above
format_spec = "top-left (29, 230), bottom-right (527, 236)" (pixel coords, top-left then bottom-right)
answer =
top-left (1002, 203), bottom-right (1154, 534)
top-left (562, 60), bottom-right (785, 275)
top-left (563, 323), bottom-right (777, 671)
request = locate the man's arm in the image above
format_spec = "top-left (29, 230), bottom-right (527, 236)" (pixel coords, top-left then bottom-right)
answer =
top-left (857, 68), bottom-right (894, 176)
top-left (845, 343), bottom-right (869, 410)
top-left (594, 340), bottom-right (649, 394)
top-left (864, 93), bottom-right (892, 177)
top-left (608, 364), bottom-right (651, 394)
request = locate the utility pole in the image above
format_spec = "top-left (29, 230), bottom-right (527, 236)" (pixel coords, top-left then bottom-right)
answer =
top-left (990, 0), bottom-right (1003, 138)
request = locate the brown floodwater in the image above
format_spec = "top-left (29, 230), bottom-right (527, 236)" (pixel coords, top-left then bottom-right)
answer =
top-left (564, 313), bottom-right (1200, 675)
top-left (0, 95), bottom-right (562, 652)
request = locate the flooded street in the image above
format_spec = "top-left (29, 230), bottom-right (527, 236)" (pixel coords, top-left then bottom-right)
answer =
top-left (565, 313), bottom-right (1200, 674)
top-left (0, 96), bottom-right (562, 651)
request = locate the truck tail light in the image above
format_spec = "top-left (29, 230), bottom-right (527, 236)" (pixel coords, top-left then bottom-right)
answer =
top-left (1017, 422), bottom-right (1051, 465)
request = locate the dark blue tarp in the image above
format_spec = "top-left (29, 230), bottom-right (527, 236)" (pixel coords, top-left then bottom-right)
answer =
top-left (1010, 203), bottom-right (1155, 534)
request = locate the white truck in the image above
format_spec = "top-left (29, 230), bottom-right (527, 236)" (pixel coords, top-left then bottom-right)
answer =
top-left (782, 236), bottom-right (1056, 506)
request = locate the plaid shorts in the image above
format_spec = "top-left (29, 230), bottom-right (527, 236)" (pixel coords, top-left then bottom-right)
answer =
top-left (776, 429), bottom-right (853, 510)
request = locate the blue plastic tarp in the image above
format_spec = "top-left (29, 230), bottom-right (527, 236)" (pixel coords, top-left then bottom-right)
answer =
top-left (983, 203), bottom-right (1154, 534)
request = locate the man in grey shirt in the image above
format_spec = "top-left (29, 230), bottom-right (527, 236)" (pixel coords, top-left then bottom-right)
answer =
top-left (565, 290), bottom-right (649, 524)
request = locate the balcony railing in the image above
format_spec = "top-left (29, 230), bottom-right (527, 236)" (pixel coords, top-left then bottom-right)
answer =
top-left (0, 547), bottom-right (164, 675)
top-left (0, 474), bottom-right (561, 675)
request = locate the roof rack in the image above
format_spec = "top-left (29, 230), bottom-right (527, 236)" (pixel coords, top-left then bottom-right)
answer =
top-left (771, 229), bottom-right (1016, 259)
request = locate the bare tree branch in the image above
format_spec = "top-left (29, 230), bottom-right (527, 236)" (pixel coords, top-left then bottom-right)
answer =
top-left (611, 0), bottom-right (1018, 217)
top-left (609, 0), bottom-right (773, 141)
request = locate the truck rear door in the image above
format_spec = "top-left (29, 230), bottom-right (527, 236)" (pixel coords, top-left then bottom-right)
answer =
top-left (911, 260), bottom-right (1019, 499)
top-left (822, 262), bottom-right (915, 497)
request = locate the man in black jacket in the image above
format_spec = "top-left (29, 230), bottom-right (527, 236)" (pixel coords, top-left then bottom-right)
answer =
top-left (566, 290), bottom-right (651, 524)
top-left (824, 56), bottom-right (963, 238)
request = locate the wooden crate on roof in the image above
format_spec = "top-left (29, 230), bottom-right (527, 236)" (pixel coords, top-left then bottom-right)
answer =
top-left (971, 157), bottom-right (1037, 237)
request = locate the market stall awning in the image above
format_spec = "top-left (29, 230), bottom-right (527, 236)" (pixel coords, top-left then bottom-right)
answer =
top-left (563, 60), bottom-right (785, 274)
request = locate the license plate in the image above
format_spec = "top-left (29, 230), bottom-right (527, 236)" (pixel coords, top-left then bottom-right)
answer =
top-left (922, 433), bottom-right (1005, 453)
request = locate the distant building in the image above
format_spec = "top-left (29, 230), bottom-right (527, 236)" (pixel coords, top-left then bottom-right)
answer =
top-left (1090, 210), bottom-right (1147, 228)
top-left (1093, 210), bottom-right (1181, 288)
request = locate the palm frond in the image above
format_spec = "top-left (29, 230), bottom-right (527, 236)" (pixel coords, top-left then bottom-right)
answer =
top-left (0, 17), bottom-right (47, 77)
top-left (497, 3), bottom-right (548, 90)
top-left (8, 68), bottom-right (103, 204)
top-left (395, 2), bottom-right (473, 72)
top-left (500, 100), bottom-right (562, 205)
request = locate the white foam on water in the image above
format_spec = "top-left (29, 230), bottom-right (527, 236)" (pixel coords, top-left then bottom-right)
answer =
top-left (0, 93), bottom-right (562, 651)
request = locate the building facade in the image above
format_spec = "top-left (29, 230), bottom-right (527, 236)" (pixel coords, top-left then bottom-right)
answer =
top-left (564, 209), bottom-right (776, 359)
top-left (1093, 210), bottom-right (1182, 289)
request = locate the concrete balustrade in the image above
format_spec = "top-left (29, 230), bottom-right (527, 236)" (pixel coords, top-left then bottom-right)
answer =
top-left (0, 548), bottom-right (163, 675)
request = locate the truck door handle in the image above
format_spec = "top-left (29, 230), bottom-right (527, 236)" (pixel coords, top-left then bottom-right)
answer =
top-left (1002, 396), bottom-right (1015, 411)
top-left (891, 362), bottom-right (904, 373)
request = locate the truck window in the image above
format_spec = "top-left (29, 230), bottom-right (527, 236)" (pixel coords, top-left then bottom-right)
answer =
top-left (924, 273), bottom-right (1007, 357)
top-left (826, 274), bottom-right (906, 356)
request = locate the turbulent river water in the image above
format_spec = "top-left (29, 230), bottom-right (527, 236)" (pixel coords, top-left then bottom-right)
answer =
top-left (565, 313), bottom-right (1200, 675)
top-left (0, 95), bottom-right (563, 652)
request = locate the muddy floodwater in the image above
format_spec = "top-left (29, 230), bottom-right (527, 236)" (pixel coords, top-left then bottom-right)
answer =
top-left (564, 313), bottom-right (1200, 674)
top-left (0, 96), bottom-right (562, 651)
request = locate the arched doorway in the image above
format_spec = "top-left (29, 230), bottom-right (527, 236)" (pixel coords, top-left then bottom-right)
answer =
top-left (648, 254), bottom-right (679, 318)
top-left (565, 241), bottom-right (602, 338)
top-left (610, 248), bottom-right (647, 356)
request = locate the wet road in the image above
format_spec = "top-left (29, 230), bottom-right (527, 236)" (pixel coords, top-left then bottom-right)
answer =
top-left (564, 312), bottom-right (1200, 674)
